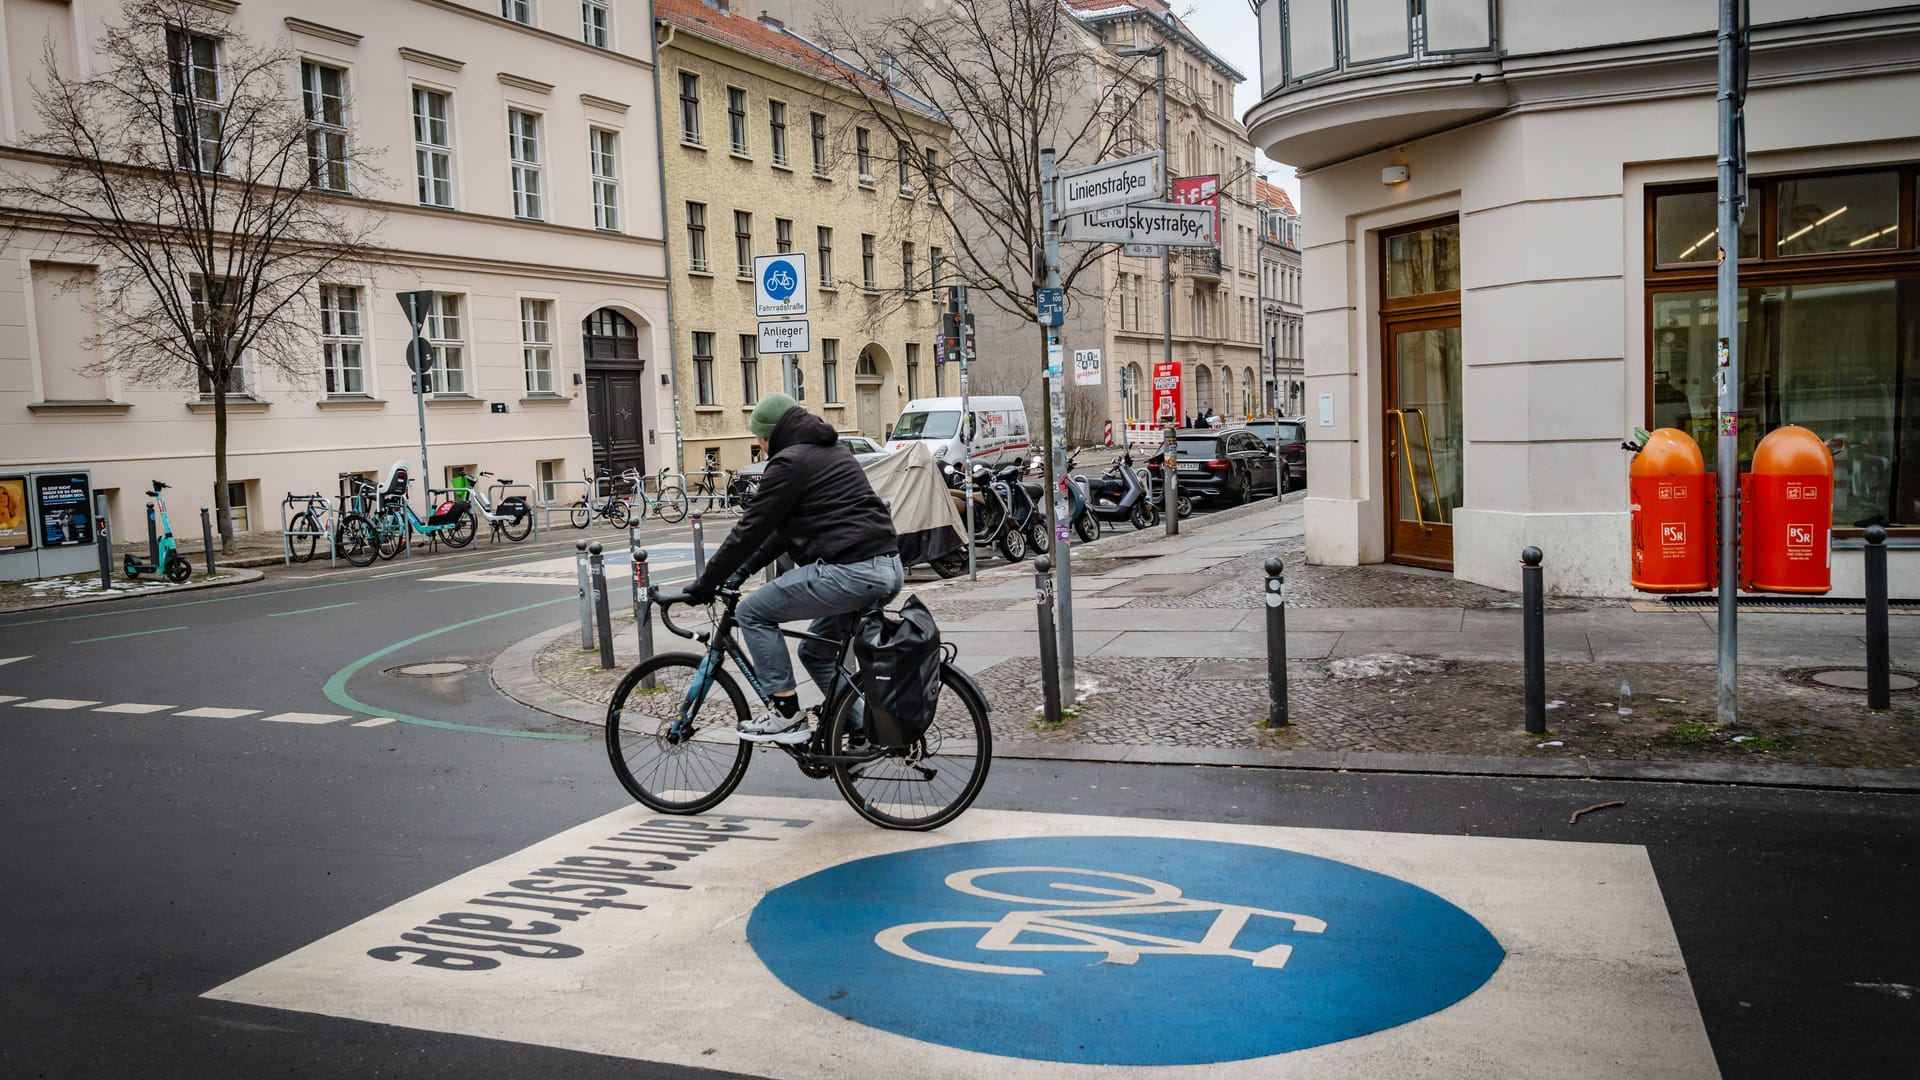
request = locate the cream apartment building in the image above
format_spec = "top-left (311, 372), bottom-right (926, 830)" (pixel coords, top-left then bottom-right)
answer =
top-left (0, 0), bottom-right (669, 553)
top-left (1248, 0), bottom-right (1919, 596)
top-left (1258, 177), bottom-right (1304, 419)
top-left (655, 0), bottom-right (950, 474)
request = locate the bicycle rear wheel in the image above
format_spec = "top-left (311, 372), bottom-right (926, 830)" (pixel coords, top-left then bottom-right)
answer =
top-left (653, 485), bottom-right (687, 523)
top-left (376, 507), bottom-right (408, 560)
top-left (605, 499), bottom-right (631, 528)
top-left (286, 511), bottom-right (319, 563)
top-left (571, 500), bottom-right (591, 529)
top-left (500, 507), bottom-right (533, 542)
top-left (606, 652), bottom-right (753, 814)
top-left (827, 665), bottom-right (991, 830)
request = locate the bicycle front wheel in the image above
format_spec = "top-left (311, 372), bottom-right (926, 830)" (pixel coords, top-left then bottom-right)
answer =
top-left (653, 485), bottom-right (687, 523)
top-left (605, 498), bottom-right (631, 528)
top-left (444, 505), bottom-right (478, 548)
top-left (337, 515), bottom-right (378, 567)
top-left (376, 508), bottom-right (408, 560)
top-left (286, 511), bottom-right (319, 563)
top-left (606, 652), bottom-right (753, 814)
top-left (827, 665), bottom-right (992, 831)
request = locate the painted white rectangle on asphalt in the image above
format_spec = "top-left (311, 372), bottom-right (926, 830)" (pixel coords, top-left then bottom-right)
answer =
top-left (261, 712), bottom-right (352, 725)
top-left (175, 707), bottom-right (260, 719)
top-left (205, 796), bottom-right (1714, 1079)
top-left (93, 703), bottom-right (175, 714)
top-left (425, 546), bottom-right (696, 588)
top-left (16, 698), bottom-right (98, 710)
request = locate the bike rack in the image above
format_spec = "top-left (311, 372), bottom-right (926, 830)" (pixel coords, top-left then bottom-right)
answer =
top-left (279, 492), bottom-right (338, 567)
top-left (536, 478), bottom-right (593, 534)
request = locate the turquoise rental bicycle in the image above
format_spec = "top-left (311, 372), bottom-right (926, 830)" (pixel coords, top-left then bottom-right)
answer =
top-left (371, 461), bottom-right (476, 559)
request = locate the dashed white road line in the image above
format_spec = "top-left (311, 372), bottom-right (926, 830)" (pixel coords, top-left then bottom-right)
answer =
top-left (353, 717), bottom-right (397, 727)
top-left (261, 711), bottom-right (353, 725)
top-left (16, 698), bottom-right (98, 710)
top-left (93, 703), bottom-right (175, 714)
top-left (0, 695), bottom-right (23, 704)
top-left (173, 707), bottom-right (261, 719)
top-left (0, 656), bottom-right (30, 667)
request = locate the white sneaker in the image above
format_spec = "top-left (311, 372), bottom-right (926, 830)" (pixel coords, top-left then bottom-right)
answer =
top-left (739, 709), bottom-right (810, 745)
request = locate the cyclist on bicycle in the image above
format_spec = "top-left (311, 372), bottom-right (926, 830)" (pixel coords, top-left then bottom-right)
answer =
top-left (673, 393), bottom-right (903, 744)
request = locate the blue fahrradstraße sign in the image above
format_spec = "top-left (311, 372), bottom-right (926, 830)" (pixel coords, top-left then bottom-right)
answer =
top-left (755, 253), bottom-right (808, 318)
top-left (748, 835), bottom-right (1504, 1066)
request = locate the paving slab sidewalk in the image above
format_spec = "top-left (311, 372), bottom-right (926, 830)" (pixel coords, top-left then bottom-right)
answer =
top-left (497, 495), bottom-right (1920, 791)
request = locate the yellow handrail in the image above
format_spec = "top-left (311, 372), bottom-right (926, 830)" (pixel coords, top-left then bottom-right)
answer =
top-left (1385, 408), bottom-right (1428, 530)
top-left (1404, 406), bottom-right (1442, 526)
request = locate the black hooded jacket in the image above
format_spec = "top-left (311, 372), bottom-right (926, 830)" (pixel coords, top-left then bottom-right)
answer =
top-left (695, 407), bottom-right (898, 589)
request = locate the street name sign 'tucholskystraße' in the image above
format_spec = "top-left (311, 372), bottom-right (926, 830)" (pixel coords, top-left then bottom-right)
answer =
top-left (1064, 202), bottom-right (1215, 247)
top-left (1057, 151), bottom-right (1163, 216)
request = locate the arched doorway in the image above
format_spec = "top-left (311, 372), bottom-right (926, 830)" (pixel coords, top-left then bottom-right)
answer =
top-left (1124, 362), bottom-right (1145, 420)
top-left (1194, 365), bottom-right (1212, 416)
top-left (856, 344), bottom-right (888, 438)
top-left (1244, 367), bottom-right (1256, 415)
top-left (583, 308), bottom-right (644, 479)
top-left (1220, 368), bottom-right (1235, 418)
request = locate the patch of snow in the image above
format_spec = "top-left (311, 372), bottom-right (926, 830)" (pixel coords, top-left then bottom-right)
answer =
top-left (1327, 653), bottom-right (1445, 680)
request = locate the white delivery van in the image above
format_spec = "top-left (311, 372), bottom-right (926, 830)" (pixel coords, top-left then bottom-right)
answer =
top-left (886, 396), bottom-right (1031, 468)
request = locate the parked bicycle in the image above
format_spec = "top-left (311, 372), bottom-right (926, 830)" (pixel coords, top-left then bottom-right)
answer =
top-left (452, 470), bottom-right (534, 542)
top-left (615, 466), bottom-right (688, 524)
top-left (606, 583), bottom-right (992, 831)
top-left (331, 478), bottom-right (383, 567)
top-left (283, 492), bottom-right (334, 563)
top-left (372, 462), bottom-right (477, 558)
top-left (571, 470), bottom-right (632, 529)
top-left (682, 466), bottom-right (736, 515)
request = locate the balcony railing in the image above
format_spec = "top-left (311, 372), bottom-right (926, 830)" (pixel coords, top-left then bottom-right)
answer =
top-left (1182, 248), bottom-right (1222, 280)
top-left (1255, 0), bottom-right (1500, 98)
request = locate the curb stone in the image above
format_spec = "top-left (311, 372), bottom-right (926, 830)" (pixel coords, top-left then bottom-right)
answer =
top-left (1, 567), bottom-right (265, 613)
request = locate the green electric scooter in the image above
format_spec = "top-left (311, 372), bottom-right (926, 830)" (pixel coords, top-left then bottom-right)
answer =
top-left (124, 481), bottom-right (192, 584)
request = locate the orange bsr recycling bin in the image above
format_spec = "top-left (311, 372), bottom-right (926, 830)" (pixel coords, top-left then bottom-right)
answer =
top-left (1742, 424), bottom-right (1833, 594)
top-left (1630, 428), bottom-right (1714, 593)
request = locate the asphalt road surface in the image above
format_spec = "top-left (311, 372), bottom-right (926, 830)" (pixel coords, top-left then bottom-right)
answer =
top-left (1, 517), bottom-right (1913, 1078)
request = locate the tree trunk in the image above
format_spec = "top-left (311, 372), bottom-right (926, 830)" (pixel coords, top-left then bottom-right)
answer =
top-left (212, 356), bottom-right (234, 554)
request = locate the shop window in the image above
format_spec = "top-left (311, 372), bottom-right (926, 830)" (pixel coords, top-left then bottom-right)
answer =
top-left (1385, 221), bottom-right (1458, 297)
top-left (1777, 171), bottom-right (1899, 255)
top-left (1653, 188), bottom-right (1759, 264)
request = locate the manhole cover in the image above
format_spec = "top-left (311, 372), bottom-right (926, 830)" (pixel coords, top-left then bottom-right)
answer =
top-left (1805, 668), bottom-right (1918, 692)
top-left (385, 661), bottom-right (474, 678)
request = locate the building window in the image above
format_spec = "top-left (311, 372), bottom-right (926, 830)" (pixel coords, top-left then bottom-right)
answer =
top-left (300, 61), bottom-right (348, 192)
top-left (727, 86), bottom-right (748, 155)
top-left (775, 218), bottom-right (792, 253)
top-left (319, 284), bottom-right (363, 396)
top-left (739, 334), bottom-right (759, 404)
top-left (923, 147), bottom-right (939, 201)
top-left (906, 342), bottom-right (920, 399)
top-left (768, 100), bottom-right (788, 166)
top-left (861, 234), bottom-right (876, 290)
top-left (508, 109), bottom-right (543, 220)
top-left (190, 275), bottom-right (245, 396)
top-left (167, 28), bottom-right (224, 171)
top-left (582, 0), bottom-right (610, 47)
top-left (855, 127), bottom-right (871, 181)
top-left (809, 112), bottom-right (828, 175)
top-left (412, 87), bottom-right (453, 207)
top-left (678, 72), bottom-right (701, 144)
top-left (686, 202), bottom-right (708, 272)
top-left (902, 241), bottom-right (915, 295)
top-left (734, 211), bottom-right (752, 278)
top-left (897, 138), bottom-right (911, 193)
top-left (692, 331), bottom-right (715, 405)
top-left (521, 298), bottom-right (554, 394)
top-left (224, 481), bottom-right (252, 533)
top-left (818, 227), bottom-right (834, 287)
top-left (424, 293), bottom-right (466, 395)
top-left (502, 1), bottom-right (533, 24)
top-left (590, 128), bottom-right (620, 231)
top-left (1647, 166), bottom-right (1920, 530)
top-left (822, 338), bottom-right (840, 403)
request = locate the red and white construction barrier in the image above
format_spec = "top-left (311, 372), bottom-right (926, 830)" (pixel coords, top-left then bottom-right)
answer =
top-left (1102, 420), bottom-right (1114, 447)
top-left (1123, 422), bottom-right (1163, 447)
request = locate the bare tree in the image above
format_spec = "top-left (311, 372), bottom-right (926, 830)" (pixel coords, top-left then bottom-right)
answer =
top-left (814, 0), bottom-right (1155, 332)
top-left (1, 0), bottom-right (386, 550)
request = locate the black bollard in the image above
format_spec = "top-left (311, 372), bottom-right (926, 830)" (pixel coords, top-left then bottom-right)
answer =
top-left (1263, 557), bottom-right (1289, 727)
top-left (96, 495), bottom-right (112, 591)
top-left (1865, 525), bottom-right (1890, 710)
top-left (1522, 547), bottom-right (1546, 734)
top-left (199, 507), bottom-right (214, 577)
top-left (589, 541), bottom-right (615, 670)
top-left (633, 546), bottom-right (655, 689)
top-left (575, 539), bottom-right (594, 649)
top-left (1035, 555), bottom-right (1062, 725)
top-left (691, 512), bottom-right (706, 577)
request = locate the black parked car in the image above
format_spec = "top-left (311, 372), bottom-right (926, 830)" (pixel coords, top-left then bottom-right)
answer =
top-left (730, 434), bottom-right (888, 509)
top-left (1163, 427), bottom-right (1282, 504)
top-left (1241, 415), bottom-right (1307, 493)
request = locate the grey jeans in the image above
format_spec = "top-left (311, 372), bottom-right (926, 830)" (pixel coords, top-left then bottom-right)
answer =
top-left (736, 553), bottom-right (905, 702)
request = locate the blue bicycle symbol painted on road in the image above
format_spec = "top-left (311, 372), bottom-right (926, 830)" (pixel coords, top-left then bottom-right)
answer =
top-left (762, 260), bottom-right (799, 301)
top-left (748, 835), bottom-right (1504, 1066)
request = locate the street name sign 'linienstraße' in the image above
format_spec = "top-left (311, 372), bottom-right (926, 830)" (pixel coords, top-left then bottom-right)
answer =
top-left (1057, 151), bottom-right (1163, 216)
top-left (1065, 201), bottom-right (1215, 247)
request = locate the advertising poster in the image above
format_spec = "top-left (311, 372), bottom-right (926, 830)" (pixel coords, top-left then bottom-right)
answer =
top-left (1152, 360), bottom-right (1184, 425)
top-left (1171, 174), bottom-right (1220, 243)
top-left (33, 473), bottom-right (94, 547)
top-left (0, 476), bottom-right (30, 550)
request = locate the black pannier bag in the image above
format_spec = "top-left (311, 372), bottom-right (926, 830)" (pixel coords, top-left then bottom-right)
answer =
top-left (853, 595), bottom-right (944, 747)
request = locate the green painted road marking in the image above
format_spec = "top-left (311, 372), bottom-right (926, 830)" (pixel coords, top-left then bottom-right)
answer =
top-left (72, 626), bottom-right (188, 644)
top-left (425, 582), bottom-right (488, 593)
top-left (322, 596), bottom-right (582, 740)
top-left (270, 602), bottom-right (356, 617)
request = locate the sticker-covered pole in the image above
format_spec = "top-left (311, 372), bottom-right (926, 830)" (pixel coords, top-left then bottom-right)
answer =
top-left (1714, 0), bottom-right (1743, 726)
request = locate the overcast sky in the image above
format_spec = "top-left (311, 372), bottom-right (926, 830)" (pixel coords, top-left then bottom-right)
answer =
top-left (1173, 2), bottom-right (1301, 209)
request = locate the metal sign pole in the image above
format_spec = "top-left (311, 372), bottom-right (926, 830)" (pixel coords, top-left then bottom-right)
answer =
top-left (1040, 148), bottom-right (1074, 694)
top-left (1714, 0), bottom-right (1743, 726)
top-left (957, 286), bottom-right (976, 581)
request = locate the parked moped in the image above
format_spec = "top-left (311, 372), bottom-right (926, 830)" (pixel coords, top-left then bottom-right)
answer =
top-left (1070, 449), bottom-right (1159, 532)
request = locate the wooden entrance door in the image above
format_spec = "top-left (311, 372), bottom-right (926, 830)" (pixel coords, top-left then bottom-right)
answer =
top-left (1380, 219), bottom-right (1463, 569)
top-left (583, 308), bottom-right (645, 479)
